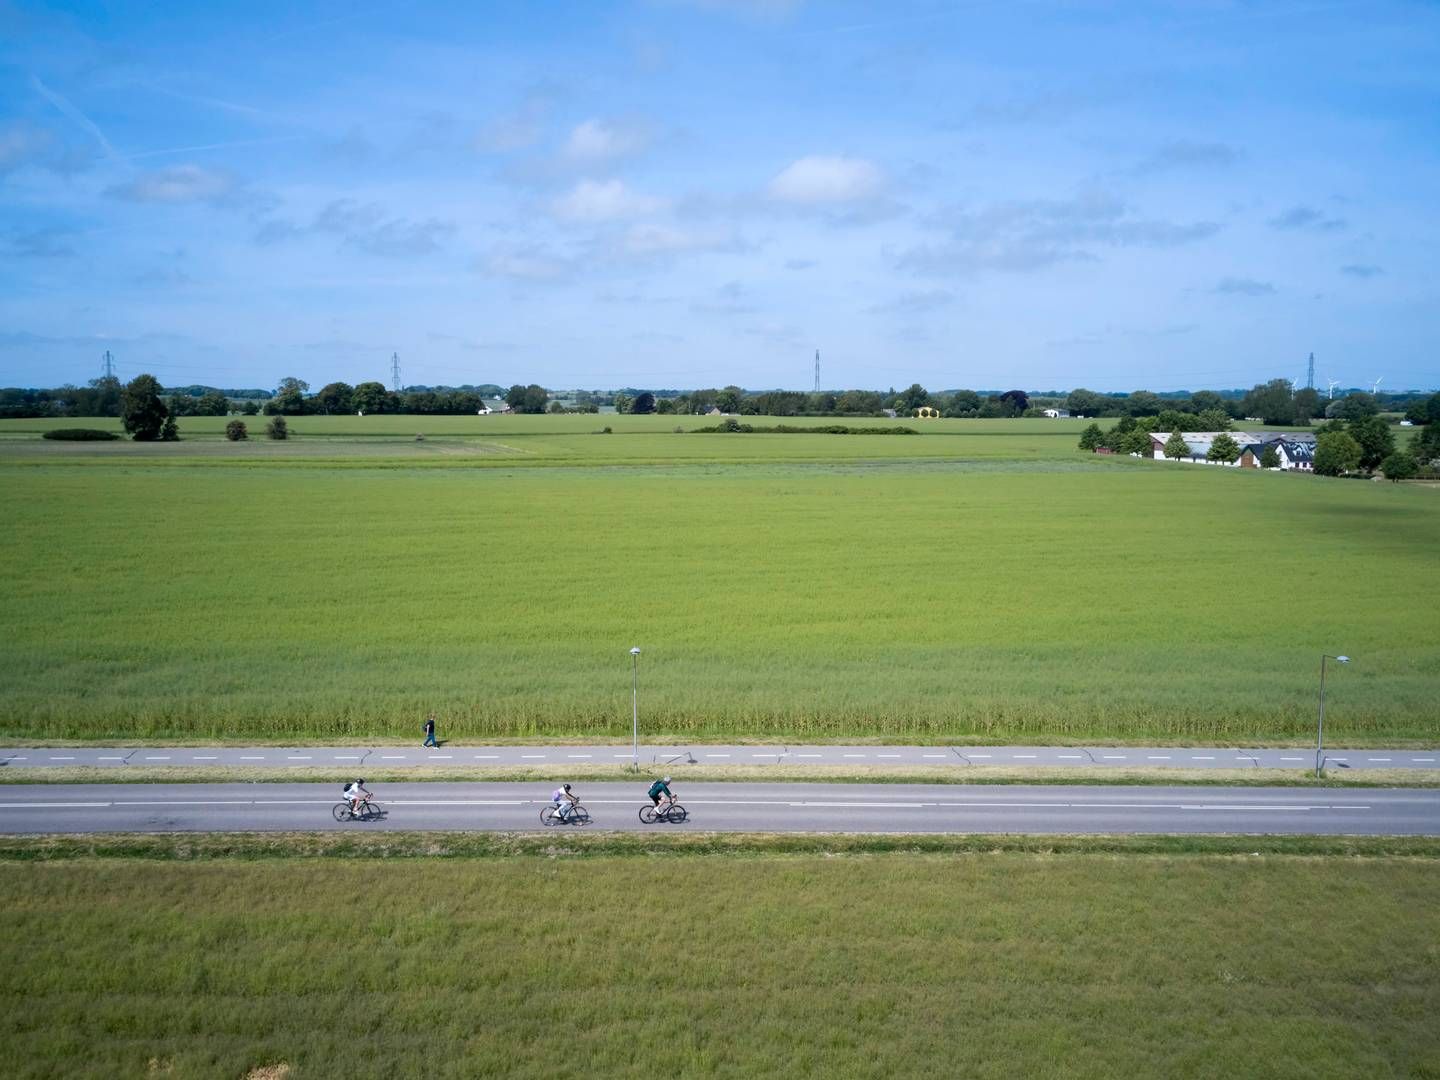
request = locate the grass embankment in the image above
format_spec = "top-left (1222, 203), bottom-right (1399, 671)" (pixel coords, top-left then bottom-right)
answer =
top-left (2, 450), bottom-right (1437, 744)
top-left (2, 844), bottom-right (1437, 1077)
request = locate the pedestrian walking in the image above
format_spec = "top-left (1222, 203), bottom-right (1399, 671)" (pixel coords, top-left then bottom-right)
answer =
top-left (423, 712), bottom-right (438, 748)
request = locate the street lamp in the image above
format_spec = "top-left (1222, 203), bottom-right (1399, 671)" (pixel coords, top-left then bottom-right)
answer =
top-left (1315, 654), bottom-right (1350, 773)
top-left (630, 647), bottom-right (642, 765)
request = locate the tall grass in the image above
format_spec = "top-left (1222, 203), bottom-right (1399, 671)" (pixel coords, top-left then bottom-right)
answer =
top-left (1, 452), bottom-right (1437, 743)
top-left (2, 855), bottom-right (1437, 1077)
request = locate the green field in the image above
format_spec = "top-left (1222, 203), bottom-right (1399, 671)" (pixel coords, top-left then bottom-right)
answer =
top-left (0, 418), bottom-right (1436, 743)
top-left (2, 848), bottom-right (1437, 1078)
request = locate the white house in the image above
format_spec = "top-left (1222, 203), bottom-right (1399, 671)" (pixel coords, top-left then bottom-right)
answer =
top-left (1148, 431), bottom-right (1316, 470)
top-left (1042, 408), bottom-right (1071, 419)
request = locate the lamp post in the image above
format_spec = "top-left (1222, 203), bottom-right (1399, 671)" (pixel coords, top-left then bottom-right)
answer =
top-left (630, 647), bottom-right (642, 766)
top-left (1315, 654), bottom-right (1350, 773)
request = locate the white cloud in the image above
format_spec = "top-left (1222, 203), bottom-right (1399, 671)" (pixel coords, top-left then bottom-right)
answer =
top-left (107, 164), bottom-right (234, 203)
top-left (484, 244), bottom-right (575, 282)
top-left (767, 155), bottom-right (884, 204)
top-left (619, 223), bottom-right (738, 256)
top-left (551, 179), bottom-right (668, 222)
top-left (561, 119), bottom-right (651, 165)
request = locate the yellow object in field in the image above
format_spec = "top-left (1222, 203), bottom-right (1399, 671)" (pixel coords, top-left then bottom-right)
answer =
top-left (915, 407), bottom-right (940, 419)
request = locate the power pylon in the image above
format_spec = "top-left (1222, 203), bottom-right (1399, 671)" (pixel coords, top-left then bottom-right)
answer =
top-left (391, 352), bottom-right (401, 393)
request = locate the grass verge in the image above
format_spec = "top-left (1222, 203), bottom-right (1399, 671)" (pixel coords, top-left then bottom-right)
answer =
top-left (2, 846), bottom-right (1437, 1078)
top-left (4, 763), bottom-right (1437, 787)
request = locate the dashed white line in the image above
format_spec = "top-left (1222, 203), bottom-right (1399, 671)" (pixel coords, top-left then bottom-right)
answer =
top-left (472, 755), bottom-right (498, 760)
top-left (240, 756), bottom-right (264, 761)
top-left (796, 754), bottom-right (822, 759)
top-left (1058, 755), bottom-right (1084, 760)
top-left (706, 754), bottom-right (732, 758)
top-left (1013, 754), bottom-right (1037, 759)
top-left (521, 755), bottom-right (546, 760)
top-left (1413, 758), bottom-right (1436, 763)
top-left (144, 756), bottom-right (170, 761)
top-left (969, 754), bottom-right (992, 759)
top-left (567, 754), bottom-right (593, 759)
top-left (843, 754), bottom-right (866, 759)
top-left (98, 756), bottom-right (124, 761)
top-left (334, 755), bottom-right (361, 760)
top-left (428, 755), bottom-right (453, 760)
top-left (287, 756), bottom-right (312, 761)
top-left (923, 754), bottom-right (948, 759)
top-left (1192, 756), bottom-right (1215, 761)
top-left (49, 756), bottom-right (74, 761)
top-left (1369, 758), bottom-right (1392, 763)
top-left (380, 755), bottom-right (406, 760)
top-left (193, 756), bottom-right (218, 761)
top-left (1102, 755), bottom-right (1127, 760)
top-left (876, 754), bottom-right (902, 759)
top-left (1280, 757), bottom-right (1304, 762)
top-left (612, 754), bottom-right (632, 759)
top-left (751, 753), bottom-right (782, 758)
top-left (1147, 756), bottom-right (1171, 761)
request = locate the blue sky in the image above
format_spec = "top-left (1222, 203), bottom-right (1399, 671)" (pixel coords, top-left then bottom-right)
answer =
top-left (2, 0), bottom-right (1437, 393)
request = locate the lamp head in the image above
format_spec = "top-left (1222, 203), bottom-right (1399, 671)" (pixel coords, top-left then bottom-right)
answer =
top-left (630, 647), bottom-right (641, 656)
top-left (1336, 655), bottom-right (1350, 663)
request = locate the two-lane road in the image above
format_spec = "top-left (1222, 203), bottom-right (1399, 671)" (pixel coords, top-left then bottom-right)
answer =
top-left (1, 782), bottom-right (1437, 835)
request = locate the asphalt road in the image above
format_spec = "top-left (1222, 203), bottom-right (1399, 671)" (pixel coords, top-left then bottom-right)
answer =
top-left (1, 782), bottom-right (1436, 835)
top-left (3, 744), bottom-right (1435, 770)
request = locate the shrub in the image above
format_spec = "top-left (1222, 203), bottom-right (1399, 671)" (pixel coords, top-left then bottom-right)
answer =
top-left (42, 428), bottom-right (119, 441)
top-left (1380, 451), bottom-right (1418, 482)
top-left (266, 416), bottom-right (288, 440)
top-left (1260, 444), bottom-right (1281, 469)
top-left (160, 415), bottom-right (179, 441)
top-left (225, 420), bottom-right (248, 441)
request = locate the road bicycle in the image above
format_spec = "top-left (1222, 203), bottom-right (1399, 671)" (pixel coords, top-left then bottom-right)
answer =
top-left (332, 797), bottom-right (382, 822)
top-left (541, 803), bottom-right (591, 826)
top-left (639, 798), bottom-right (688, 824)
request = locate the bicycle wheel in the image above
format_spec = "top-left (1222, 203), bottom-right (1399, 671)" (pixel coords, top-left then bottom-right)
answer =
top-left (639, 804), bottom-right (658, 824)
top-left (360, 802), bottom-right (381, 822)
top-left (665, 803), bottom-right (688, 823)
top-left (332, 802), bottom-right (352, 822)
top-left (540, 805), bottom-right (558, 826)
top-left (569, 806), bottom-right (591, 826)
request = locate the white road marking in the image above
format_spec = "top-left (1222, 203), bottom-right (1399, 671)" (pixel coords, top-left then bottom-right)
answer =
top-left (1192, 756), bottom-right (1215, 761)
top-left (567, 754), bottom-right (593, 759)
top-left (706, 754), bottom-right (731, 758)
top-left (194, 756), bottom-right (217, 761)
top-left (1280, 757), bottom-right (1304, 762)
top-left (380, 755), bottom-right (406, 760)
top-left (288, 756), bottom-right (312, 760)
top-left (1103, 755), bottom-right (1126, 760)
top-left (1147, 756), bottom-right (1171, 760)
top-left (969, 754), bottom-right (992, 759)
top-left (1058, 755), bottom-right (1084, 760)
top-left (877, 754), bottom-right (902, 759)
top-left (8, 757), bottom-right (26, 761)
top-left (472, 755), bottom-right (498, 760)
top-left (1369, 758), bottom-right (1392, 762)
top-left (144, 756), bottom-right (170, 761)
top-left (428, 756), bottom-right (453, 760)
top-left (521, 755), bottom-right (546, 760)
top-left (98, 756), bottom-right (124, 761)
top-left (796, 754), bottom-right (822, 758)
top-left (1413, 758), bottom-right (1436, 763)
top-left (334, 755), bottom-right (361, 760)
top-left (240, 756), bottom-right (264, 761)
top-left (751, 753), bottom-right (782, 758)
top-left (923, 754), bottom-right (948, 759)
top-left (0, 802), bottom-right (111, 809)
top-left (49, 756), bottom-right (74, 761)
top-left (1013, 754), bottom-right (1037, 759)
top-left (612, 754), bottom-right (631, 759)
top-left (843, 754), bottom-right (866, 759)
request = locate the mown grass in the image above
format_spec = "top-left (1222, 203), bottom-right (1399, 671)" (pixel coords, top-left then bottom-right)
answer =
top-left (2, 851), bottom-right (1437, 1077)
top-left (1, 448), bottom-right (1437, 744)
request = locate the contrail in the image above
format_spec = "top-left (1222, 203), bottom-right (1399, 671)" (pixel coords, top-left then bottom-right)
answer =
top-left (30, 75), bottom-right (123, 164)
top-left (126, 134), bottom-right (307, 161)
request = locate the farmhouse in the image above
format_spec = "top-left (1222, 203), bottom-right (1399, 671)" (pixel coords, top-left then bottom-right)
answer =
top-left (1148, 431), bottom-right (1317, 470)
top-left (1043, 408), bottom-right (1071, 418)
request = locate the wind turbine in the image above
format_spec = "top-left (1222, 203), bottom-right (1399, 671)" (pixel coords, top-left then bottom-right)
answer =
top-left (1371, 377), bottom-right (1383, 400)
top-left (1326, 379), bottom-right (1340, 400)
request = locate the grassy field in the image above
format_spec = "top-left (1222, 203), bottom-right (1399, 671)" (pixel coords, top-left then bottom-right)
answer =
top-left (0, 418), bottom-right (1436, 744)
top-left (2, 848), bottom-right (1437, 1077)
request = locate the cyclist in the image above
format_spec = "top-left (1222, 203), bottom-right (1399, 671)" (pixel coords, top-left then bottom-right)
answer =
top-left (552, 782), bottom-right (579, 822)
top-left (647, 776), bottom-right (674, 818)
top-left (343, 777), bottom-right (372, 817)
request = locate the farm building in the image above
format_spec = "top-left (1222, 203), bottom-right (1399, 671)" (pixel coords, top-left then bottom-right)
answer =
top-left (1043, 408), bottom-right (1071, 418)
top-left (1147, 431), bottom-right (1316, 470)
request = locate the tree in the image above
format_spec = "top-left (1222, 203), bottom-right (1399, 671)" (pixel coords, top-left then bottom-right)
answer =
top-left (944, 389), bottom-right (981, 417)
top-left (1121, 427), bottom-right (1153, 455)
top-left (613, 392), bottom-right (632, 414)
top-left (1349, 415), bottom-right (1395, 471)
top-left (120, 374), bottom-right (169, 441)
top-left (549, 400), bottom-right (566, 413)
top-left (1412, 422), bottom-right (1440, 466)
top-left (266, 415), bottom-right (288, 440)
top-left (197, 390), bottom-right (229, 416)
top-left (273, 376), bottom-right (310, 415)
top-left (1189, 390), bottom-right (1226, 415)
top-left (1380, 451), bottom-right (1417, 481)
top-left (1123, 390), bottom-right (1162, 417)
top-left (514, 384), bottom-right (548, 413)
top-left (1330, 392), bottom-right (1378, 421)
top-left (1197, 408), bottom-right (1232, 432)
top-left (225, 420), bottom-right (248, 441)
top-left (160, 414), bottom-right (179, 441)
top-left (315, 382), bottom-right (354, 415)
top-left (1241, 379), bottom-right (1296, 425)
top-left (1207, 432), bottom-right (1242, 463)
top-left (1163, 430), bottom-right (1190, 460)
top-left (998, 389), bottom-right (1029, 415)
top-left (1065, 388), bottom-right (1103, 416)
top-left (241, 400), bottom-right (259, 416)
top-left (1293, 387), bottom-right (1320, 424)
top-left (353, 381), bottom-right (390, 415)
top-left (1314, 431), bottom-right (1362, 475)
top-left (1077, 423), bottom-right (1104, 451)
top-left (895, 384), bottom-right (930, 412)
top-left (1260, 444), bottom-right (1281, 469)
top-left (631, 391), bottom-right (656, 414)
top-left (716, 386), bottom-right (743, 413)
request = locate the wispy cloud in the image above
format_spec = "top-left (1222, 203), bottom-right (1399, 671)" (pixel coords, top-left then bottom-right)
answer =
top-left (768, 155), bottom-right (884, 204)
top-left (560, 118), bottom-right (653, 166)
top-left (550, 179), bottom-right (669, 222)
top-left (1213, 276), bottom-right (1275, 296)
top-left (2, 225), bottom-right (78, 258)
top-left (107, 165), bottom-right (236, 204)
top-left (1132, 141), bottom-right (1241, 175)
top-left (256, 199), bottom-right (454, 257)
top-left (1340, 263), bottom-right (1383, 278)
top-left (898, 191), bottom-right (1220, 276)
top-left (1269, 204), bottom-right (1346, 232)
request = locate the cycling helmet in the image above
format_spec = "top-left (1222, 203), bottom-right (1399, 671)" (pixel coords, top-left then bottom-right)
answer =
top-left (663, 776), bottom-right (671, 783)
top-left (357, 778), bottom-right (366, 786)
top-left (563, 783), bottom-right (572, 791)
